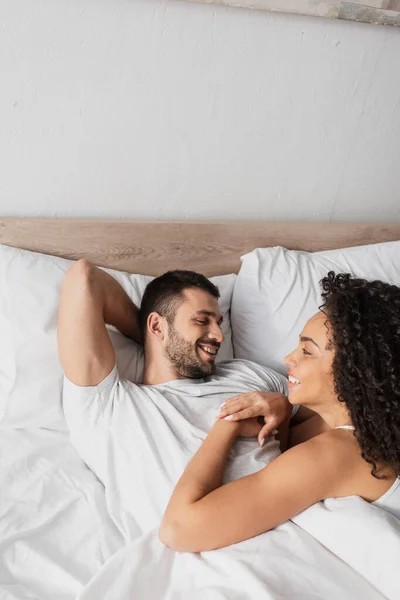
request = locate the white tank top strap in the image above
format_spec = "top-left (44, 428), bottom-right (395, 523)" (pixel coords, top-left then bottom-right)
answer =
top-left (335, 425), bottom-right (355, 430)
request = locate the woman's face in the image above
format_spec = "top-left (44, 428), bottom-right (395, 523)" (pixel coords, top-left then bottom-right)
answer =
top-left (284, 312), bottom-right (336, 408)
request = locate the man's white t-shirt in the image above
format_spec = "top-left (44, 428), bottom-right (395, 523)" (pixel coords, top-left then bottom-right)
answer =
top-left (63, 359), bottom-right (291, 540)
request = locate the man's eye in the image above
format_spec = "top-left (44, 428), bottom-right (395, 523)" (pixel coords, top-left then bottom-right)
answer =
top-left (302, 348), bottom-right (311, 356)
top-left (196, 320), bottom-right (208, 325)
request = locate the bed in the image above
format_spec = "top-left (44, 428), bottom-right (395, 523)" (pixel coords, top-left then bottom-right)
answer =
top-left (1, 217), bottom-right (400, 600)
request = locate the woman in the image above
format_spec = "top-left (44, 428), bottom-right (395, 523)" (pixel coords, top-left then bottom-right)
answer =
top-left (159, 272), bottom-right (400, 552)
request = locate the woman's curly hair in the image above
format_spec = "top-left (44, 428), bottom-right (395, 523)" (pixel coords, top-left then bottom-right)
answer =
top-left (320, 271), bottom-right (400, 478)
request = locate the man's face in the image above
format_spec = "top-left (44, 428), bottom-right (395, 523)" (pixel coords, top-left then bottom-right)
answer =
top-left (165, 288), bottom-right (224, 379)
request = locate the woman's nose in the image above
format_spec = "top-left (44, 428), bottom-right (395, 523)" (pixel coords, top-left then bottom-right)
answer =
top-left (284, 351), bottom-right (296, 367)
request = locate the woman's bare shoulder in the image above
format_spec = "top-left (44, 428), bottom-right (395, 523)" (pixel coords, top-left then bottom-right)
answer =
top-left (291, 429), bottom-right (396, 502)
top-left (289, 425), bottom-right (357, 457)
top-left (282, 428), bottom-right (361, 490)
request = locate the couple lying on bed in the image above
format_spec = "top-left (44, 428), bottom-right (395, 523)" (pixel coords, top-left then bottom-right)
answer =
top-left (58, 260), bottom-right (400, 551)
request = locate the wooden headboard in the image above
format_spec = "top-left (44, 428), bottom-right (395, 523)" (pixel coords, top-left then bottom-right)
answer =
top-left (0, 218), bottom-right (399, 276)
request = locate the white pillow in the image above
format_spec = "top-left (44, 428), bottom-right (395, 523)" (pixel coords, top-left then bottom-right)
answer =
top-left (231, 242), bottom-right (400, 375)
top-left (0, 245), bottom-right (235, 429)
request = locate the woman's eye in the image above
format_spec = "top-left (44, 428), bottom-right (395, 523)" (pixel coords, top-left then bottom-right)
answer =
top-left (302, 348), bottom-right (311, 356)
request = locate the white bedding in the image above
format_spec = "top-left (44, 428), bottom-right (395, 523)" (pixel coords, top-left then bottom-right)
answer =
top-left (77, 497), bottom-right (400, 600)
top-left (2, 409), bottom-right (400, 599)
top-left (0, 429), bottom-right (124, 600)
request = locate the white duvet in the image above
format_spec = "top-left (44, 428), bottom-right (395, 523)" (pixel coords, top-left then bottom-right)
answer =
top-left (0, 429), bottom-right (124, 600)
top-left (79, 499), bottom-right (400, 600)
top-left (2, 427), bottom-right (400, 599)
top-left (77, 494), bottom-right (400, 600)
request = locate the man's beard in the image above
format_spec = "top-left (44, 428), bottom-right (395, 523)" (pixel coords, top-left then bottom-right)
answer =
top-left (165, 325), bottom-right (217, 379)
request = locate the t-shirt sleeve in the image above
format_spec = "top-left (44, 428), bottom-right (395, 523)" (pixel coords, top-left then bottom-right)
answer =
top-left (62, 364), bottom-right (121, 483)
top-left (63, 363), bottom-right (120, 425)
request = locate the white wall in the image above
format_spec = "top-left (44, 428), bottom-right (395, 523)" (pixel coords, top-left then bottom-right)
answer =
top-left (1, 0), bottom-right (399, 221)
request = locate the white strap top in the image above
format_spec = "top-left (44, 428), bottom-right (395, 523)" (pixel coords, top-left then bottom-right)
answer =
top-left (334, 425), bottom-right (400, 519)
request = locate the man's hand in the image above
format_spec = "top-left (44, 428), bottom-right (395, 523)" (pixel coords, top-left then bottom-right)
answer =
top-left (217, 391), bottom-right (291, 446)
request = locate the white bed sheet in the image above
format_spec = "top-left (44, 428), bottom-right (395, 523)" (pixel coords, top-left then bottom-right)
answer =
top-left (2, 419), bottom-right (400, 600)
top-left (78, 497), bottom-right (400, 600)
top-left (0, 428), bottom-right (124, 600)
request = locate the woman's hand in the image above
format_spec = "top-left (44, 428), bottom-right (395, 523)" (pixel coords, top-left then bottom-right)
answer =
top-left (217, 391), bottom-right (290, 446)
top-left (234, 417), bottom-right (263, 439)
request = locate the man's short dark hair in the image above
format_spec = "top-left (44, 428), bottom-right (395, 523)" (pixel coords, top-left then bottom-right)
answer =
top-left (138, 270), bottom-right (220, 342)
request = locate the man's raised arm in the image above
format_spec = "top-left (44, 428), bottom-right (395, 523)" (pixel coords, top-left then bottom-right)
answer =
top-left (58, 259), bottom-right (141, 387)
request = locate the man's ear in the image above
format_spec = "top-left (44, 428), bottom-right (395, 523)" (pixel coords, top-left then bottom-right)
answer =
top-left (147, 312), bottom-right (167, 341)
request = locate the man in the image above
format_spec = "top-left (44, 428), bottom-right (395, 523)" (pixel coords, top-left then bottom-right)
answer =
top-left (59, 260), bottom-right (296, 540)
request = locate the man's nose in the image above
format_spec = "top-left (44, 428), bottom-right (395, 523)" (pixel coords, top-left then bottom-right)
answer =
top-left (210, 323), bottom-right (224, 345)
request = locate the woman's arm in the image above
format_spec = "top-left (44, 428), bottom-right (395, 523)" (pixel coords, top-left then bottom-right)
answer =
top-left (159, 421), bottom-right (345, 553)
